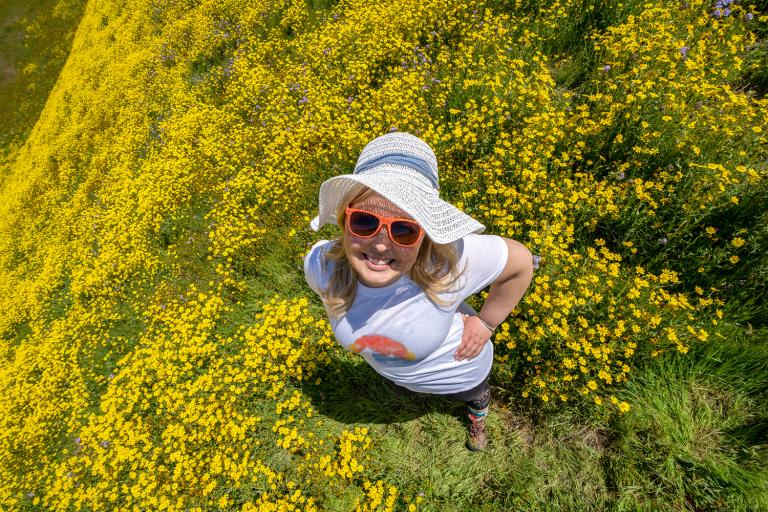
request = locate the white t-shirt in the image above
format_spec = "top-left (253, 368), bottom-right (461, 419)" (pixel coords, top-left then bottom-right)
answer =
top-left (303, 234), bottom-right (509, 394)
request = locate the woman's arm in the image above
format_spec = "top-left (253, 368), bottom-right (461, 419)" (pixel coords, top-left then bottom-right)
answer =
top-left (476, 238), bottom-right (534, 329)
top-left (454, 238), bottom-right (534, 361)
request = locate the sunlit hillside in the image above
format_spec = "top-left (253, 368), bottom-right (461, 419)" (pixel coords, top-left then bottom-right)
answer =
top-left (1, 0), bottom-right (767, 510)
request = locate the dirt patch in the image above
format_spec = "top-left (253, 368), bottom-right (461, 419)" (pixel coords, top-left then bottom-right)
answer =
top-left (502, 412), bottom-right (535, 448)
top-left (0, 56), bottom-right (18, 86)
top-left (556, 425), bottom-right (610, 453)
top-left (582, 428), bottom-right (609, 452)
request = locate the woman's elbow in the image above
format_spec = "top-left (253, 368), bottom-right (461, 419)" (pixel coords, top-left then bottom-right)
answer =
top-left (501, 238), bottom-right (534, 282)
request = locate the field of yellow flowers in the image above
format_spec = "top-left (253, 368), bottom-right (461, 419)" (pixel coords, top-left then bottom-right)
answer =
top-left (1, 0), bottom-right (767, 510)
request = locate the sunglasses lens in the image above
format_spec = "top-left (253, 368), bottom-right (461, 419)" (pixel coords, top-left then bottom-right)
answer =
top-left (391, 221), bottom-right (421, 246)
top-left (349, 211), bottom-right (380, 236)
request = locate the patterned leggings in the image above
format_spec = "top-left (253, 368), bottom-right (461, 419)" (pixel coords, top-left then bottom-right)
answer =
top-left (442, 372), bottom-right (492, 411)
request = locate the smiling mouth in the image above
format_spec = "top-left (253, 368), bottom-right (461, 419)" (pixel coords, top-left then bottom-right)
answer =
top-left (364, 253), bottom-right (395, 266)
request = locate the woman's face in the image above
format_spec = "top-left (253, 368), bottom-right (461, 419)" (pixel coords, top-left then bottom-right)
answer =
top-left (343, 191), bottom-right (424, 288)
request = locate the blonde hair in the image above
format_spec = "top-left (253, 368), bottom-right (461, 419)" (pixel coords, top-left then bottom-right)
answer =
top-left (319, 187), bottom-right (466, 319)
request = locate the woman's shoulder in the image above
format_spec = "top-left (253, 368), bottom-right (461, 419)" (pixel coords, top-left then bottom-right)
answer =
top-left (303, 239), bottom-right (337, 294)
top-left (450, 232), bottom-right (509, 292)
top-left (455, 233), bottom-right (507, 259)
top-left (306, 239), bottom-right (334, 256)
top-left (304, 239), bottom-right (338, 270)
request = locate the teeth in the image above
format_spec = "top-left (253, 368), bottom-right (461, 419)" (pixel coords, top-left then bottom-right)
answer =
top-left (366, 254), bottom-right (393, 265)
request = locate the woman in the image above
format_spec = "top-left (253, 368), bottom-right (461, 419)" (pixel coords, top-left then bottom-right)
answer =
top-left (304, 132), bottom-right (534, 451)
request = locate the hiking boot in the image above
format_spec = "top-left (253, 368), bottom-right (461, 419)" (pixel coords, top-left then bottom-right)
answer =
top-left (466, 413), bottom-right (488, 452)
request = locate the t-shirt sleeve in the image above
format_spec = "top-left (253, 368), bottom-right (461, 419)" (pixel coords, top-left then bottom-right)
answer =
top-left (303, 240), bottom-right (334, 296)
top-left (449, 234), bottom-right (509, 307)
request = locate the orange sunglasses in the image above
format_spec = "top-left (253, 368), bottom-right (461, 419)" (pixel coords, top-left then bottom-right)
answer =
top-left (344, 207), bottom-right (424, 248)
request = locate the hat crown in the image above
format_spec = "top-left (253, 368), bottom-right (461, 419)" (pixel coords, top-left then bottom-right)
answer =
top-left (354, 132), bottom-right (439, 189)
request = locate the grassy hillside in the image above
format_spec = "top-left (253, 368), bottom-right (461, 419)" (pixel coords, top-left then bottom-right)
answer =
top-left (0, 0), bottom-right (766, 510)
top-left (0, 0), bottom-right (87, 164)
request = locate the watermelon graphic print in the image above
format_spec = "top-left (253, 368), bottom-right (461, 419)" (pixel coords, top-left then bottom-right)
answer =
top-left (349, 335), bottom-right (417, 363)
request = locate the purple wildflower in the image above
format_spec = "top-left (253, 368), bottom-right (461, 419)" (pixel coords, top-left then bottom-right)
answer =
top-left (745, 13), bottom-right (754, 21)
top-left (679, 46), bottom-right (689, 57)
top-left (223, 58), bottom-right (234, 79)
top-left (602, 65), bottom-right (611, 72)
top-left (298, 95), bottom-right (308, 105)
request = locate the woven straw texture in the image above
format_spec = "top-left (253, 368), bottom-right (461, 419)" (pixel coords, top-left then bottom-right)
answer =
top-left (310, 132), bottom-right (485, 244)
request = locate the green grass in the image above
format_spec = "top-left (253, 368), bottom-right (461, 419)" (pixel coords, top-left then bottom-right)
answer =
top-left (0, 0), bottom-right (87, 160)
top-left (605, 329), bottom-right (768, 511)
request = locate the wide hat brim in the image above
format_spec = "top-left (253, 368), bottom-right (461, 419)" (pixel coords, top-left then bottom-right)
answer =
top-left (309, 164), bottom-right (485, 245)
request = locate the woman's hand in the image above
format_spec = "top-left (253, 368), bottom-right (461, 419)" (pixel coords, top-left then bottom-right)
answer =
top-left (454, 314), bottom-right (492, 361)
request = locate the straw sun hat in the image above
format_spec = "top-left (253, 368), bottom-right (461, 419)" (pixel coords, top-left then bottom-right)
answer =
top-left (309, 132), bottom-right (485, 245)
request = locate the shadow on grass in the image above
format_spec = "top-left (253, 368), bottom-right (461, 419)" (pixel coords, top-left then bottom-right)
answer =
top-left (300, 355), bottom-right (469, 425)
